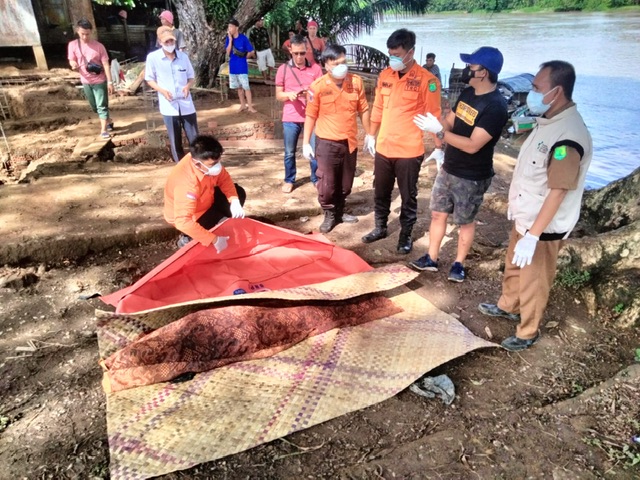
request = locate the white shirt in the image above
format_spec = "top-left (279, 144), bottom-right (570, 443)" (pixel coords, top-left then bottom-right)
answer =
top-left (145, 48), bottom-right (196, 116)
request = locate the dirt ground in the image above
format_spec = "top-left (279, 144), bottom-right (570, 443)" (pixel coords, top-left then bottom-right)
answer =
top-left (0, 67), bottom-right (639, 480)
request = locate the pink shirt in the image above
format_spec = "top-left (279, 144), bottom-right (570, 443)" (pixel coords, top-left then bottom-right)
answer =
top-left (67, 39), bottom-right (109, 85)
top-left (275, 61), bottom-right (323, 123)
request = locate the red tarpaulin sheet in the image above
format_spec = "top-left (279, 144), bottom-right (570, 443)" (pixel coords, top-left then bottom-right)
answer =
top-left (100, 218), bottom-right (373, 314)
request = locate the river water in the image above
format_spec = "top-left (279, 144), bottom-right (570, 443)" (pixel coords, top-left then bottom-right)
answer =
top-left (351, 11), bottom-right (640, 188)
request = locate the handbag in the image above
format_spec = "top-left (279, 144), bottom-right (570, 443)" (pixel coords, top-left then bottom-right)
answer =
top-left (77, 39), bottom-right (103, 75)
top-left (231, 39), bottom-right (248, 58)
top-left (307, 37), bottom-right (322, 63)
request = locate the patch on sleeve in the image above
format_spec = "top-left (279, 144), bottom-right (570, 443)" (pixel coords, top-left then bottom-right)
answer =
top-left (428, 79), bottom-right (437, 92)
top-left (553, 145), bottom-right (567, 161)
top-left (186, 192), bottom-right (197, 201)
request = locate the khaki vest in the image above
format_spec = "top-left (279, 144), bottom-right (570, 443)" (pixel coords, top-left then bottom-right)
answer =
top-left (509, 105), bottom-right (593, 238)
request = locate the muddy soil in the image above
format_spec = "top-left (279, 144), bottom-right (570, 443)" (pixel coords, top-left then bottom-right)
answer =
top-left (0, 68), bottom-right (639, 480)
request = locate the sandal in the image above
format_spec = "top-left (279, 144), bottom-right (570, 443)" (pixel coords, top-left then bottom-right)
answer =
top-left (100, 131), bottom-right (111, 139)
top-left (106, 122), bottom-right (114, 131)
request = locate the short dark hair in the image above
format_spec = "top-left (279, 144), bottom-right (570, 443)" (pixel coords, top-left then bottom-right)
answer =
top-left (190, 135), bottom-right (224, 161)
top-left (228, 18), bottom-right (240, 27)
top-left (486, 69), bottom-right (498, 83)
top-left (288, 29), bottom-right (296, 34)
top-left (387, 29), bottom-right (415, 52)
top-left (290, 34), bottom-right (306, 47)
top-left (322, 44), bottom-right (346, 63)
top-left (77, 19), bottom-right (93, 30)
top-left (426, 53), bottom-right (436, 60)
top-left (540, 60), bottom-right (576, 101)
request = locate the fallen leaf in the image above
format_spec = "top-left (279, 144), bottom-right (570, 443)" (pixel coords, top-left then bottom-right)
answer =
top-left (570, 324), bottom-right (587, 334)
top-left (546, 321), bottom-right (559, 329)
top-left (470, 378), bottom-right (486, 386)
top-left (484, 326), bottom-right (493, 339)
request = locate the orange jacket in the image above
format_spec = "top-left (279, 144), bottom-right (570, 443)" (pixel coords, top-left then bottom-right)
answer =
top-left (371, 63), bottom-right (441, 158)
top-left (305, 72), bottom-right (369, 153)
top-left (163, 154), bottom-right (239, 245)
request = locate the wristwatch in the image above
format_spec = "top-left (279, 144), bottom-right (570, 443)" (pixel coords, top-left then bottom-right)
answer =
top-left (436, 129), bottom-right (445, 140)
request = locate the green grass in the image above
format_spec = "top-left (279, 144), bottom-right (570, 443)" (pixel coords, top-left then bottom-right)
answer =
top-left (555, 268), bottom-right (591, 290)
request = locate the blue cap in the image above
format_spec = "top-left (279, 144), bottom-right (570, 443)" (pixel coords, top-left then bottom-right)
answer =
top-left (460, 46), bottom-right (504, 74)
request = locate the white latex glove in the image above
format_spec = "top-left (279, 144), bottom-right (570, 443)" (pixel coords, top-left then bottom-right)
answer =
top-left (213, 236), bottom-right (229, 254)
top-left (425, 148), bottom-right (445, 170)
top-left (302, 143), bottom-right (314, 160)
top-left (413, 113), bottom-right (443, 134)
top-left (230, 198), bottom-right (244, 218)
top-left (363, 134), bottom-right (376, 157)
top-left (512, 232), bottom-right (539, 268)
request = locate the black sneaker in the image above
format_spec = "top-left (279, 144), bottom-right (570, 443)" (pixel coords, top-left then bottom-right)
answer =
top-left (448, 262), bottom-right (465, 282)
top-left (478, 303), bottom-right (521, 322)
top-left (177, 234), bottom-right (192, 248)
top-left (501, 332), bottom-right (540, 351)
top-left (409, 253), bottom-right (438, 272)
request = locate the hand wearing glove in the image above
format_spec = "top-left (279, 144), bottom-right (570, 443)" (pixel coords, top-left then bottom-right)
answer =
top-left (413, 113), bottom-right (443, 134)
top-left (302, 143), bottom-right (314, 160)
top-left (213, 235), bottom-right (229, 254)
top-left (363, 134), bottom-right (376, 157)
top-left (230, 198), bottom-right (244, 218)
top-left (512, 232), bottom-right (539, 268)
top-left (425, 148), bottom-right (445, 170)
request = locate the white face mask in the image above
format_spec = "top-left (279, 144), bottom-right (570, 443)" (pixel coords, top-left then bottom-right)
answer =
top-left (163, 44), bottom-right (176, 53)
top-left (330, 63), bottom-right (348, 79)
top-left (389, 48), bottom-right (413, 72)
top-left (196, 160), bottom-right (222, 176)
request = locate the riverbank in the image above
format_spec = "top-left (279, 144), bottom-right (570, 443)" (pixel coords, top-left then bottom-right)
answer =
top-left (1, 73), bottom-right (639, 478)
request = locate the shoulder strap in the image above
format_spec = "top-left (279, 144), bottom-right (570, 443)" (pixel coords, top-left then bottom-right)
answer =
top-left (286, 62), bottom-right (304, 89)
top-left (77, 39), bottom-right (87, 64)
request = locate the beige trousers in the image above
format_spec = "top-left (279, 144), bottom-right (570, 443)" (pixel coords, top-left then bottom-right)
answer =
top-left (497, 225), bottom-right (564, 340)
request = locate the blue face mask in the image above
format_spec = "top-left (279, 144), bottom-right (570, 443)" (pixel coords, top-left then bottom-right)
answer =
top-left (526, 86), bottom-right (558, 115)
top-left (389, 48), bottom-right (413, 72)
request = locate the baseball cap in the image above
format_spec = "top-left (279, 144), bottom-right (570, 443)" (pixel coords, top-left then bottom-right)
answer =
top-left (307, 20), bottom-right (318, 28)
top-left (157, 26), bottom-right (176, 43)
top-left (228, 18), bottom-right (240, 27)
top-left (159, 10), bottom-right (174, 25)
top-left (459, 46), bottom-right (504, 74)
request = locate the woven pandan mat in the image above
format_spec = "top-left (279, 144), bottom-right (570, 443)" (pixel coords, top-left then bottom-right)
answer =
top-left (99, 265), bottom-right (496, 479)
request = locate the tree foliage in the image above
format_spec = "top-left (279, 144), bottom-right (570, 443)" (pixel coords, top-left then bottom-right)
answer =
top-left (92, 0), bottom-right (136, 8)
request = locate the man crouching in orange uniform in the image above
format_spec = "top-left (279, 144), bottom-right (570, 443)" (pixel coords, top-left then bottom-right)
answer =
top-left (163, 135), bottom-right (246, 250)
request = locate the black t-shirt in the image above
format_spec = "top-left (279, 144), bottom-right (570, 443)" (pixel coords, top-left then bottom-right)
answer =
top-left (444, 87), bottom-right (508, 181)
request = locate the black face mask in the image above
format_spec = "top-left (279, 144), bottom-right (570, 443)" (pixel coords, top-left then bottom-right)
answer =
top-left (460, 66), bottom-right (475, 84)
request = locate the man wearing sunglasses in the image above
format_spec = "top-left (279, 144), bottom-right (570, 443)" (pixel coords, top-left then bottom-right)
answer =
top-left (164, 135), bottom-right (246, 250)
top-left (274, 34), bottom-right (323, 193)
top-left (411, 46), bottom-right (508, 283)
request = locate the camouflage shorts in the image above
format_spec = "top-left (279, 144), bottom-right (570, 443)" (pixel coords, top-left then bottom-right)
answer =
top-left (429, 169), bottom-right (492, 225)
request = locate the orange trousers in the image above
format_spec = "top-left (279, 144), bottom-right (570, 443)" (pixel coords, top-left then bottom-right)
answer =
top-left (497, 225), bottom-right (564, 340)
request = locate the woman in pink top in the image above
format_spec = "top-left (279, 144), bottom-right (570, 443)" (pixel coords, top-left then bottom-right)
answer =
top-left (67, 19), bottom-right (114, 139)
top-left (305, 20), bottom-right (326, 66)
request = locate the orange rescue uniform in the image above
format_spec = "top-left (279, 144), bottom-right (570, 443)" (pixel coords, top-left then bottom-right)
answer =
top-left (163, 153), bottom-right (239, 246)
top-left (305, 72), bottom-right (369, 152)
top-left (371, 63), bottom-right (441, 158)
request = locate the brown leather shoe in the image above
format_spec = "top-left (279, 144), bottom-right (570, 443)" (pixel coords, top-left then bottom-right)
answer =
top-left (281, 183), bottom-right (294, 193)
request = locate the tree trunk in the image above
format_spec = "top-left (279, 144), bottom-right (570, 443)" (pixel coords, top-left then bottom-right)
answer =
top-left (558, 167), bottom-right (640, 328)
top-left (173, 0), bottom-right (280, 88)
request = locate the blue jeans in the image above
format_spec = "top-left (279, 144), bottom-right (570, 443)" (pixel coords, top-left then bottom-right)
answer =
top-left (282, 121), bottom-right (317, 184)
top-left (163, 112), bottom-right (199, 163)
